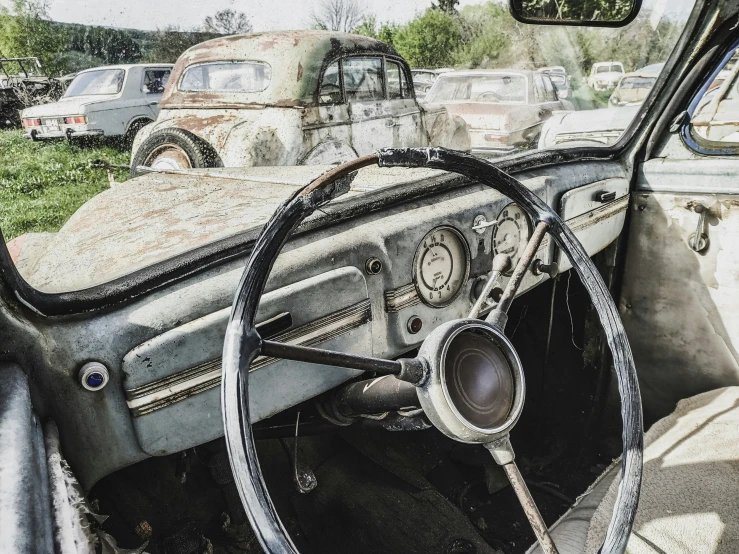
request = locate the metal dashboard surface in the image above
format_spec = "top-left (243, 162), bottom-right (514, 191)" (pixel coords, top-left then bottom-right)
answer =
top-left (123, 267), bottom-right (369, 456)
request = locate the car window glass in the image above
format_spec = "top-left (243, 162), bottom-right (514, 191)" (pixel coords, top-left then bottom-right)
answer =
top-left (142, 69), bottom-right (170, 94)
top-left (400, 68), bottom-right (412, 99)
top-left (690, 50), bottom-right (739, 144)
top-left (180, 62), bottom-right (271, 92)
top-left (386, 61), bottom-right (402, 100)
top-left (426, 74), bottom-right (526, 103)
top-left (319, 61), bottom-right (342, 104)
top-left (343, 57), bottom-right (383, 102)
top-left (64, 69), bottom-right (125, 96)
top-left (533, 75), bottom-right (546, 103)
top-left (542, 76), bottom-right (557, 102)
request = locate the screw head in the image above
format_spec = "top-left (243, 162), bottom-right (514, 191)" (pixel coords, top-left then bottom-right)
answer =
top-left (365, 257), bottom-right (383, 275)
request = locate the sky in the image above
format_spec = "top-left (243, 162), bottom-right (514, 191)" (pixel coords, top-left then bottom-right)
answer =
top-left (0, 0), bottom-right (493, 32)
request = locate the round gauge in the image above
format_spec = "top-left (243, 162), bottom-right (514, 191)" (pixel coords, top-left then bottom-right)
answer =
top-left (414, 226), bottom-right (470, 308)
top-left (492, 203), bottom-right (532, 273)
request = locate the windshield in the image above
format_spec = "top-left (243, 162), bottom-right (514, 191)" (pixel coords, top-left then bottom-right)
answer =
top-left (64, 69), bottom-right (125, 96)
top-left (0, 0), bottom-right (695, 293)
top-left (426, 74), bottom-right (527, 103)
top-left (619, 76), bottom-right (656, 90)
top-left (179, 61), bottom-right (271, 92)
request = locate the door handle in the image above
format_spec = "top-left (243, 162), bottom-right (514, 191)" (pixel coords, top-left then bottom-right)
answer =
top-left (688, 204), bottom-right (709, 252)
top-left (385, 119), bottom-right (398, 128)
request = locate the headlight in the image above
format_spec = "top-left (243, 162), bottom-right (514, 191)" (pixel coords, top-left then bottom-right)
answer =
top-left (610, 95), bottom-right (618, 104)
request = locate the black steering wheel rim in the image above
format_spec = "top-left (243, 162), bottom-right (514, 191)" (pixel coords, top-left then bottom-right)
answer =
top-left (221, 147), bottom-right (643, 554)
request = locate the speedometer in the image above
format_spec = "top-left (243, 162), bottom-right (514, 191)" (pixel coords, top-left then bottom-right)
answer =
top-left (493, 203), bottom-right (532, 273)
top-left (414, 226), bottom-right (470, 308)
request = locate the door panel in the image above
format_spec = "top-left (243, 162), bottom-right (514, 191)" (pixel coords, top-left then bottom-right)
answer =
top-left (620, 165), bottom-right (739, 423)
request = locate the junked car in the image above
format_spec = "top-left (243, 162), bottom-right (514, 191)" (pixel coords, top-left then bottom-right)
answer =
top-left (21, 64), bottom-right (173, 142)
top-left (411, 68), bottom-right (452, 100)
top-left (538, 66), bottom-right (572, 99)
top-left (587, 61), bottom-right (624, 91)
top-left (130, 32), bottom-right (468, 172)
top-left (608, 63), bottom-right (664, 107)
top-left (0, 57), bottom-right (65, 128)
top-left (424, 69), bottom-right (568, 154)
top-left (12, 1), bottom-right (739, 554)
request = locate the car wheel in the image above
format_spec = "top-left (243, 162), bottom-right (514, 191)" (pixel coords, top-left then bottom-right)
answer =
top-left (130, 129), bottom-right (221, 177)
top-left (123, 119), bottom-right (151, 148)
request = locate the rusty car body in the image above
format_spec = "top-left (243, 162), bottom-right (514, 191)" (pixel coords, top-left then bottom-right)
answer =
top-left (0, 57), bottom-right (65, 128)
top-left (607, 63), bottom-right (664, 108)
top-left (11, 1), bottom-right (739, 554)
top-left (424, 69), bottom-right (569, 154)
top-left (130, 31), bottom-right (469, 172)
top-left (21, 64), bottom-right (173, 141)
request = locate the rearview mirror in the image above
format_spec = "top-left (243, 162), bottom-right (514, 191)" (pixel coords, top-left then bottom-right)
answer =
top-left (509, 0), bottom-right (641, 27)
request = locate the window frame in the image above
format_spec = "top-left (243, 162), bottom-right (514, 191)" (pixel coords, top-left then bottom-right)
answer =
top-left (681, 40), bottom-right (739, 156)
top-left (141, 67), bottom-right (172, 95)
top-left (177, 60), bottom-right (272, 93)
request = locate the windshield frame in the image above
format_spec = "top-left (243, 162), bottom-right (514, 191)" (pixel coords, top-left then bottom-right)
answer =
top-left (0, 0), bottom-right (710, 317)
top-left (64, 68), bottom-right (127, 97)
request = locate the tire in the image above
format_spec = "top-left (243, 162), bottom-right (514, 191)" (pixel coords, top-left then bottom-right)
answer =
top-left (130, 128), bottom-right (221, 177)
top-left (123, 119), bottom-right (151, 148)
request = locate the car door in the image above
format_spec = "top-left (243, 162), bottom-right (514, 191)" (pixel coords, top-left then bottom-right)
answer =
top-left (384, 59), bottom-right (426, 147)
top-left (343, 56), bottom-right (395, 155)
top-left (617, 47), bottom-right (739, 424)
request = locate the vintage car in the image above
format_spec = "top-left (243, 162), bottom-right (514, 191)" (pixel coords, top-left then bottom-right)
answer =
top-left (587, 61), bottom-right (625, 91)
top-left (424, 69), bottom-right (569, 154)
top-left (8, 1), bottom-right (739, 554)
top-left (608, 63), bottom-right (664, 108)
top-left (20, 63), bottom-right (173, 141)
top-left (538, 66), bottom-right (572, 99)
top-left (130, 32), bottom-right (468, 173)
top-left (412, 68), bottom-right (452, 100)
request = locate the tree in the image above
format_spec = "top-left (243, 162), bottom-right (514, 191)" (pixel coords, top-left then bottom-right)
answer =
top-left (311, 0), bottom-right (364, 33)
top-left (202, 9), bottom-right (252, 35)
top-left (0, 0), bottom-right (69, 76)
top-left (351, 14), bottom-right (397, 47)
top-left (146, 26), bottom-right (221, 63)
top-left (392, 8), bottom-right (461, 68)
top-left (432, 0), bottom-right (459, 14)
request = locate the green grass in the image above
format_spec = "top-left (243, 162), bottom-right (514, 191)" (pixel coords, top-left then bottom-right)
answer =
top-left (0, 130), bottom-right (130, 241)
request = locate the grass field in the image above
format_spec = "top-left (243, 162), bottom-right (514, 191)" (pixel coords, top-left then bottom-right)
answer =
top-left (0, 130), bottom-right (130, 241)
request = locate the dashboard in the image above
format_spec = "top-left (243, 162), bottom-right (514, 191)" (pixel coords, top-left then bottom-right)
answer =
top-left (39, 163), bottom-right (630, 488)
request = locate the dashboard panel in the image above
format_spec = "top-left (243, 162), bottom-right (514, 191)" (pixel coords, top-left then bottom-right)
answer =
top-left (39, 164), bottom-right (630, 488)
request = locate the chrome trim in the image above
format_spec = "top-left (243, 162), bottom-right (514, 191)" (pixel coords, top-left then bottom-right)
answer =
top-left (384, 283), bottom-right (420, 313)
top-left (126, 299), bottom-right (372, 417)
top-left (566, 194), bottom-right (629, 233)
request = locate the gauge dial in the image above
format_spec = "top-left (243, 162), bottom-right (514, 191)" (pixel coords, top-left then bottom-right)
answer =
top-left (493, 203), bottom-right (532, 273)
top-left (414, 226), bottom-right (470, 308)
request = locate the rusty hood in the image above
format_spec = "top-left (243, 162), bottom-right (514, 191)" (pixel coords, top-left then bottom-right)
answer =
top-left (17, 165), bottom-right (445, 293)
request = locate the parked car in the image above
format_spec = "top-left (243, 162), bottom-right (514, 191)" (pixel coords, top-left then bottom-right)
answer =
top-left (538, 105), bottom-right (638, 149)
top-left (608, 63), bottom-right (664, 107)
top-left (538, 66), bottom-right (572, 99)
top-left (587, 61), bottom-right (625, 91)
top-left (424, 69), bottom-right (569, 154)
top-left (0, 57), bottom-right (65, 128)
top-left (411, 68), bottom-right (452, 100)
top-left (20, 63), bottom-right (173, 141)
top-left (130, 32), bottom-right (468, 173)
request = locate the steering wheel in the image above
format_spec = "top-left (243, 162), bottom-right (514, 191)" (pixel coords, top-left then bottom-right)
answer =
top-left (221, 148), bottom-right (643, 554)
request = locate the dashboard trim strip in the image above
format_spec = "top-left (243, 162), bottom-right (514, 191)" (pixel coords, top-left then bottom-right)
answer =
top-left (125, 299), bottom-right (372, 417)
top-left (384, 283), bottom-right (420, 313)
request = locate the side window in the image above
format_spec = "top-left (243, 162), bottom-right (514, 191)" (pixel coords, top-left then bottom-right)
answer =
top-left (142, 69), bottom-right (170, 94)
top-left (319, 61), bottom-right (342, 104)
top-left (542, 76), bottom-right (557, 102)
top-left (400, 66), bottom-right (412, 98)
top-left (689, 49), bottom-right (739, 147)
top-left (386, 61), bottom-right (402, 100)
top-left (343, 57), bottom-right (384, 102)
top-left (533, 75), bottom-right (546, 103)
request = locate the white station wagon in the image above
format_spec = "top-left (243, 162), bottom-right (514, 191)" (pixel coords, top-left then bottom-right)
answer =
top-left (21, 63), bottom-right (173, 142)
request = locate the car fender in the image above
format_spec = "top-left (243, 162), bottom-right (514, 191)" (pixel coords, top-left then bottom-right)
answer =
top-left (220, 109), bottom-right (304, 166)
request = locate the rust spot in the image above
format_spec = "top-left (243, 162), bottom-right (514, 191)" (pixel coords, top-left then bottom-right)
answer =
top-left (297, 62), bottom-right (304, 82)
top-left (6, 235), bottom-right (25, 264)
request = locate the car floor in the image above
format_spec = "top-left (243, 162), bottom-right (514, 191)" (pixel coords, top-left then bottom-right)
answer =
top-left (90, 272), bottom-right (621, 554)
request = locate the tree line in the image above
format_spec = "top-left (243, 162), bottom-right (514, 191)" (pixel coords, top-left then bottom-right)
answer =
top-left (1, 0), bottom-right (683, 89)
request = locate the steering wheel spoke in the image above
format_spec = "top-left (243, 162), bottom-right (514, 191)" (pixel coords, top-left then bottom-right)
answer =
top-left (486, 220), bottom-right (549, 329)
top-left (486, 436), bottom-right (560, 554)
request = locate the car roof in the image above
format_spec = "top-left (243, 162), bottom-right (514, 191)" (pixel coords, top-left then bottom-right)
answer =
top-left (437, 69), bottom-right (530, 78)
top-left (161, 30), bottom-right (399, 108)
top-left (623, 62), bottom-right (665, 78)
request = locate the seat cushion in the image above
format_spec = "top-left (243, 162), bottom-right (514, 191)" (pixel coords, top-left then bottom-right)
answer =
top-left (531, 386), bottom-right (739, 554)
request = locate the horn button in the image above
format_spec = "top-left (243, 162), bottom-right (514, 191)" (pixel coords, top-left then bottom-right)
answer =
top-left (417, 319), bottom-right (525, 444)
